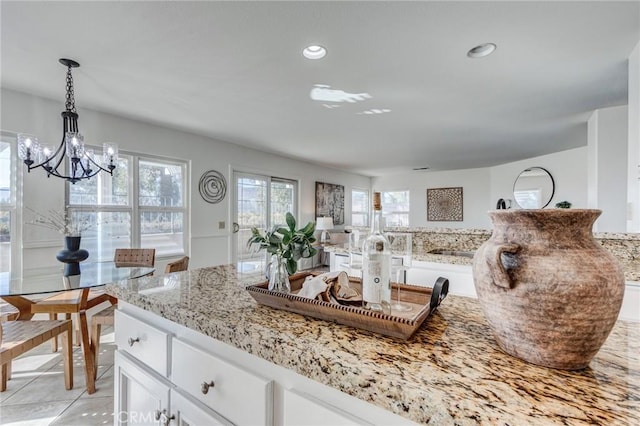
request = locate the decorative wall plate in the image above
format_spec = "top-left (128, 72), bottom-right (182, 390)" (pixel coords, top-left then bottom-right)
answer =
top-left (199, 170), bottom-right (227, 204)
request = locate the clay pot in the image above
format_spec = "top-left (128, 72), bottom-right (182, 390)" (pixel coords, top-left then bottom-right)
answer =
top-left (472, 209), bottom-right (624, 370)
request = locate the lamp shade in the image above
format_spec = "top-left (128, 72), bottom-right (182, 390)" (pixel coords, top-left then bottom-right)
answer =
top-left (316, 217), bottom-right (334, 231)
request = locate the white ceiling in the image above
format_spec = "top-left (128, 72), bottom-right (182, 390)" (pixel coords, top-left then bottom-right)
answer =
top-left (2, 1), bottom-right (639, 177)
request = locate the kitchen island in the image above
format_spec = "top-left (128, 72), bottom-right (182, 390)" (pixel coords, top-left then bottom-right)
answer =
top-left (106, 265), bottom-right (639, 425)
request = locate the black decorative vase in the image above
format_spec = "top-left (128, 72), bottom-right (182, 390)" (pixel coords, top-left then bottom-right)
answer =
top-left (56, 236), bottom-right (89, 277)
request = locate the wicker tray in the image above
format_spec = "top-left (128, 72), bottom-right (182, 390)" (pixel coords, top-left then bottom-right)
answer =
top-left (246, 271), bottom-right (448, 340)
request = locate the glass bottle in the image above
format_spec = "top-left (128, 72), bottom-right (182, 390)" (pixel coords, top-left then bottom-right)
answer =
top-left (361, 192), bottom-right (391, 313)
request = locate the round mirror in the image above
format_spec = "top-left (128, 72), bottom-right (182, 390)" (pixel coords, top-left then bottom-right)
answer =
top-left (513, 167), bottom-right (555, 209)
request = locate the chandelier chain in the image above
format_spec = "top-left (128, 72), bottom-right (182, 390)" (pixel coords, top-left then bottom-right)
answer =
top-left (65, 66), bottom-right (76, 113)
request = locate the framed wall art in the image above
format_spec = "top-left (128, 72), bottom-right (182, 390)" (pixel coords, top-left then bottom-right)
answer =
top-left (427, 187), bottom-right (463, 221)
top-left (315, 182), bottom-right (345, 225)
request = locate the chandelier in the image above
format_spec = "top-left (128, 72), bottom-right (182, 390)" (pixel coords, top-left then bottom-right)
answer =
top-left (18, 58), bottom-right (118, 184)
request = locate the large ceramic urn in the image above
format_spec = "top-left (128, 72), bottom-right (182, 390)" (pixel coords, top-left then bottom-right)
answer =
top-left (472, 209), bottom-right (624, 370)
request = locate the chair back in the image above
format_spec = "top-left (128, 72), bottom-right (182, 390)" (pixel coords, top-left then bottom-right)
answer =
top-left (114, 249), bottom-right (156, 268)
top-left (165, 256), bottom-right (189, 273)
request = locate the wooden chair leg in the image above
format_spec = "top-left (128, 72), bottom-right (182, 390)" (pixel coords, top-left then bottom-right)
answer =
top-left (91, 322), bottom-right (102, 381)
top-left (5, 361), bottom-right (11, 381)
top-left (61, 323), bottom-right (73, 390)
top-left (49, 313), bottom-right (58, 352)
top-left (1, 363), bottom-right (7, 392)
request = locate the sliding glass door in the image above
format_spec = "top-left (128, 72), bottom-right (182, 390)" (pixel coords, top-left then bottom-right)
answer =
top-left (233, 172), bottom-right (297, 276)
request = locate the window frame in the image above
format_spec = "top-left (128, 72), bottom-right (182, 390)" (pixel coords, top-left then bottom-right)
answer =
top-left (66, 149), bottom-right (189, 260)
top-left (380, 189), bottom-right (410, 227)
top-left (351, 187), bottom-right (370, 227)
top-left (0, 133), bottom-right (22, 278)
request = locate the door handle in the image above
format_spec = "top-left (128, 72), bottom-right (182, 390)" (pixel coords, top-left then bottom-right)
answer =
top-left (232, 222), bottom-right (240, 233)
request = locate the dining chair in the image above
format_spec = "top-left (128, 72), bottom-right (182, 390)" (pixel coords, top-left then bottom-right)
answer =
top-left (88, 248), bottom-right (157, 382)
top-left (165, 256), bottom-right (189, 273)
top-left (1, 319), bottom-right (73, 391)
top-left (114, 248), bottom-right (156, 268)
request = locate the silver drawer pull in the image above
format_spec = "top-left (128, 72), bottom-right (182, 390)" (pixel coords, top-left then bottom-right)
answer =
top-left (154, 409), bottom-right (174, 426)
top-left (128, 337), bottom-right (140, 347)
top-left (201, 380), bottom-right (215, 394)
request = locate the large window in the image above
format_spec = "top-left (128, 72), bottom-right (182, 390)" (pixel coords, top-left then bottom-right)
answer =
top-left (381, 190), bottom-right (410, 227)
top-left (351, 188), bottom-right (369, 227)
top-left (68, 152), bottom-right (187, 261)
top-left (0, 138), bottom-right (16, 277)
top-left (234, 173), bottom-right (297, 275)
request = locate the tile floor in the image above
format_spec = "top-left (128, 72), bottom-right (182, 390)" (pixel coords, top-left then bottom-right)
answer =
top-left (1, 326), bottom-right (116, 425)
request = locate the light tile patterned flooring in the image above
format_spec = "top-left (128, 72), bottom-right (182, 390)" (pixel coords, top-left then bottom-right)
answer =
top-left (1, 326), bottom-right (115, 425)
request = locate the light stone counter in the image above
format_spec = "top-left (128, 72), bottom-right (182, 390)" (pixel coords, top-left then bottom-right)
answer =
top-left (106, 265), bottom-right (640, 425)
top-left (349, 227), bottom-right (640, 281)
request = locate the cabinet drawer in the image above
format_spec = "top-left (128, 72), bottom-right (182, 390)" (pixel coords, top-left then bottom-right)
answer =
top-left (115, 309), bottom-right (170, 377)
top-left (171, 338), bottom-right (273, 425)
top-left (283, 389), bottom-right (371, 425)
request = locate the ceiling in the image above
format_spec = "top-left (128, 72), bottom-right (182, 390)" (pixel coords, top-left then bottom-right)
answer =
top-left (2, 1), bottom-right (639, 177)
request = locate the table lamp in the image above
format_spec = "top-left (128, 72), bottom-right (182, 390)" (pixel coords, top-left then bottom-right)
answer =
top-left (316, 217), bottom-right (334, 244)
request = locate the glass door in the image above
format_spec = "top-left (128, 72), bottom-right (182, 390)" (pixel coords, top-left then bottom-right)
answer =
top-left (233, 172), bottom-right (296, 277)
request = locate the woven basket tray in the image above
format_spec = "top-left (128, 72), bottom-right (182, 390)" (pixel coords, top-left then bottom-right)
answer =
top-left (246, 271), bottom-right (448, 340)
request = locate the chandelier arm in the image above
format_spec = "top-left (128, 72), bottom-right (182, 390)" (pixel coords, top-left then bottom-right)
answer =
top-left (21, 58), bottom-right (117, 183)
top-left (85, 155), bottom-right (114, 173)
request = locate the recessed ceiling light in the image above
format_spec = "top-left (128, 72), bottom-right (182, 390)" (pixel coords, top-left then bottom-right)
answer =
top-left (467, 43), bottom-right (497, 58)
top-left (303, 45), bottom-right (327, 60)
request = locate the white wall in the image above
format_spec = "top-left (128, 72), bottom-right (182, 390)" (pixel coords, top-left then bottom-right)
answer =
top-left (372, 147), bottom-right (589, 230)
top-left (372, 167), bottom-right (492, 229)
top-left (628, 41), bottom-right (640, 232)
top-left (587, 106), bottom-right (629, 232)
top-left (489, 147), bottom-right (588, 212)
top-left (2, 89), bottom-right (371, 274)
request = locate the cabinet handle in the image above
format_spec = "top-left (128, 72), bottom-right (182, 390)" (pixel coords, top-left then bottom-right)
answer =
top-left (128, 337), bottom-right (140, 347)
top-left (201, 380), bottom-right (215, 394)
top-left (154, 409), bottom-right (174, 426)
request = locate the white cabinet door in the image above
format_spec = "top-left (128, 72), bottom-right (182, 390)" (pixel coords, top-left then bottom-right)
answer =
top-left (114, 351), bottom-right (170, 426)
top-left (283, 389), bottom-right (371, 426)
top-left (171, 389), bottom-right (233, 426)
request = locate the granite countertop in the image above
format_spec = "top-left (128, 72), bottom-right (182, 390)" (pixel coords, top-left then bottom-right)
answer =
top-left (322, 244), bottom-right (474, 266)
top-left (106, 265), bottom-right (640, 425)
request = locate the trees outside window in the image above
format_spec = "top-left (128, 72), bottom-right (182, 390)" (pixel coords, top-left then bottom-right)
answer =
top-left (68, 152), bottom-right (187, 261)
top-left (381, 190), bottom-right (410, 227)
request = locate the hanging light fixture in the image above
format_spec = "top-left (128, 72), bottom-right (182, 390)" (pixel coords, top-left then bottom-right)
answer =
top-left (18, 58), bottom-right (118, 184)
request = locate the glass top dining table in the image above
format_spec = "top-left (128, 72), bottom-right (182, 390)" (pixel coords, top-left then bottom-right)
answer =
top-left (0, 262), bottom-right (155, 297)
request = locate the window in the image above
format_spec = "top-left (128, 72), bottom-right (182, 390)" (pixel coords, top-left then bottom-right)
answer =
top-left (234, 173), bottom-right (297, 275)
top-left (351, 188), bottom-right (369, 227)
top-left (381, 190), bottom-right (410, 227)
top-left (0, 138), bottom-right (16, 278)
top-left (68, 152), bottom-right (187, 261)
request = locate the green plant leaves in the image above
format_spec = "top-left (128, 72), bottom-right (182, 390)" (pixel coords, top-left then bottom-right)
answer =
top-left (246, 212), bottom-right (318, 277)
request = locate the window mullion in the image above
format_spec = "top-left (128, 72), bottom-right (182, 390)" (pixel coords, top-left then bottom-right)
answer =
top-left (132, 155), bottom-right (140, 248)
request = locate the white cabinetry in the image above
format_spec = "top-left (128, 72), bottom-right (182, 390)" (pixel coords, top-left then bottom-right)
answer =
top-left (114, 302), bottom-right (416, 426)
top-left (283, 389), bottom-right (370, 426)
top-left (114, 351), bottom-right (170, 426)
top-left (171, 338), bottom-right (272, 425)
top-left (407, 261), bottom-right (476, 297)
top-left (114, 311), bottom-right (237, 425)
top-left (329, 253), bottom-right (476, 297)
top-left (171, 389), bottom-right (231, 426)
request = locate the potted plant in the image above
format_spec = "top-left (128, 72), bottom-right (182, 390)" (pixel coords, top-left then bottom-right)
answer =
top-left (247, 212), bottom-right (318, 292)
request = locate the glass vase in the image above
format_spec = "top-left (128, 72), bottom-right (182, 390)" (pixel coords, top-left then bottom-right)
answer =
top-left (266, 255), bottom-right (291, 293)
